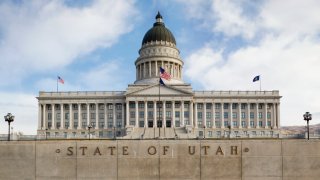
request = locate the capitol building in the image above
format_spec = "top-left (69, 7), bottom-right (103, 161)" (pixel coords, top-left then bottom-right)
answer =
top-left (37, 12), bottom-right (281, 139)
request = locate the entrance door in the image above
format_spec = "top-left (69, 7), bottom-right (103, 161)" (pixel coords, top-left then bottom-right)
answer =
top-left (166, 120), bottom-right (171, 127)
top-left (148, 121), bottom-right (153, 128)
top-left (157, 120), bottom-right (162, 128)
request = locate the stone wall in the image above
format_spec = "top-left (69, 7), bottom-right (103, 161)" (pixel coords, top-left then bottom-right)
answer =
top-left (0, 139), bottom-right (319, 180)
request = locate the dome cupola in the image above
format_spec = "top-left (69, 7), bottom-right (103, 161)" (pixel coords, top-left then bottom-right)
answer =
top-left (142, 12), bottom-right (176, 45)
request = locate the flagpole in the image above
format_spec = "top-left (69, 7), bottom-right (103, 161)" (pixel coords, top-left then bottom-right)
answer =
top-left (260, 75), bottom-right (262, 91)
top-left (158, 78), bottom-right (161, 138)
top-left (57, 77), bottom-right (58, 92)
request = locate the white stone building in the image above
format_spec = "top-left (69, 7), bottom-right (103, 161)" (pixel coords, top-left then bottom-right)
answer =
top-left (37, 12), bottom-right (281, 139)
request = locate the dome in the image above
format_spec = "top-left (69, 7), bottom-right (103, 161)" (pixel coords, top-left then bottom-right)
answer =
top-left (142, 12), bottom-right (176, 45)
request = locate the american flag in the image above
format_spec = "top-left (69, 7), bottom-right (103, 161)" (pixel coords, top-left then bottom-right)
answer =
top-left (159, 67), bottom-right (171, 80)
top-left (58, 76), bottom-right (64, 84)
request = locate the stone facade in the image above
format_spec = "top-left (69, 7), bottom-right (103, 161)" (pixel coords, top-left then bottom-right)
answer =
top-left (36, 13), bottom-right (281, 139)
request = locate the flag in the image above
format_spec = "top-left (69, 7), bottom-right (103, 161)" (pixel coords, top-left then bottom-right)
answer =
top-left (159, 78), bottom-right (165, 85)
top-left (159, 67), bottom-right (171, 80)
top-left (58, 76), bottom-right (64, 84)
top-left (253, 75), bottom-right (260, 82)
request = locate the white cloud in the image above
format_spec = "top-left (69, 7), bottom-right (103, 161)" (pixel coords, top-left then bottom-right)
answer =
top-left (0, 0), bottom-right (138, 87)
top-left (0, 92), bottom-right (37, 135)
top-left (182, 0), bottom-right (320, 126)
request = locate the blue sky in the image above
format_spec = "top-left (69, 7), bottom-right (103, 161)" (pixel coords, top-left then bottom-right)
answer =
top-left (0, 0), bottom-right (320, 134)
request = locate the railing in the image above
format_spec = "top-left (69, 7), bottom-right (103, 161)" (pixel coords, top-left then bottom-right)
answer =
top-left (39, 91), bottom-right (126, 97)
top-left (194, 90), bottom-right (280, 96)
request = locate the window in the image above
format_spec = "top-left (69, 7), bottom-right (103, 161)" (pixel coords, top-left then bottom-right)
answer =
top-left (166, 111), bottom-right (171, 118)
top-left (108, 121), bottom-right (113, 128)
top-left (267, 121), bottom-right (271, 126)
top-left (206, 121), bottom-right (212, 128)
top-left (184, 111), bottom-right (189, 118)
top-left (208, 131), bottom-right (212, 137)
top-left (89, 104), bottom-right (95, 110)
top-left (108, 113), bottom-right (113, 119)
top-left (108, 104), bottom-right (113, 110)
top-left (82, 113), bottom-right (87, 119)
top-left (117, 121), bottom-right (122, 127)
top-left (55, 104), bottom-right (60, 110)
top-left (130, 112), bottom-right (135, 118)
top-left (197, 103), bottom-right (203, 109)
top-left (184, 103), bottom-right (189, 108)
top-left (74, 113), bottom-right (78, 120)
top-left (241, 112), bottom-right (246, 119)
top-left (240, 104), bottom-right (246, 109)
top-left (215, 112), bottom-right (220, 119)
top-left (82, 121), bottom-right (87, 128)
top-left (224, 121), bottom-right (229, 127)
top-left (198, 112), bottom-right (202, 119)
top-left (206, 103), bottom-right (212, 109)
top-left (99, 113), bottom-right (104, 119)
top-left (250, 103), bottom-right (255, 109)
top-left (129, 103), bottom-right (135, 108)
top-left (47, 105), bottom-right (52, 110)
top-left (166, 103), bottom-right (171, 108)
top-left (267, 112), bottom-right (271, 119)
top-left (73, 122), bottom-right (78, 128)
top-left (259, 112), bottom-right (263, 119)
top-left (241, 121), bottom-right (246, 127)
top-left (90, 113), bottom-right (95, 119)
top-left (65, 122), bottom-right (69, 128)
top-left (57, 113), bottom-right (61, 120)
top-left (232, 103), bottom-right (237, 109)
top-left (232, 112), bottom-right (237, 119)
top-left (223, 103), bottom-right (229, 110)
top-left (48, 113), bottom-right (52, 120)
top-left (250, 121), bottom-right (254, 127)
top-left (99, 104), bottom-right (104, 110)
top-left (81, 104), bottom-right (86, 110)
top-left (250, 112), bottom-right (254, 119)
top-left (116, 112), bottom-right (122, 119)
top-left (215, 103), bottom-right (221, 109)
top-left (116, 104), bottom-right (122, 110)
top-left (56, 122), bottom-right (61, 128)
top-left (175, 103), bottom-right (180, 108)
top-left (139, 111), bottom-right (144, 118)
top-left (138, 103), bottom-right (144, 109)
top-left (148, 111), bottom-right (153, 118)
top-left (64, 113), bottom-right (69, 120)
top-left (224, 112), bottom-right (228, 119)
top-left (215, 121), bottom-right (221, 128)
top-left (258, 104), bottom-right (263, 109)
top-left (206, 112), bottom-right (211, 119)
top-left (233, 121), bottom-right (238, 127)
top-left (259, 121), bottom-right (263, 127)
top-left (64, 104), bottom-right (69, 110)
top-left (72, 104), bottom-right (78, 110)
top-left (175, 111), bottom-right (180, 118)
top-left (148, 103), bottom-right (153, 108)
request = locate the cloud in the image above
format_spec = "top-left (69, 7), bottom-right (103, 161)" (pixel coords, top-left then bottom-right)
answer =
top-left (0, 0), bottom-right (138, 87)
top-left (182, 0), bottom-right (320, 126)
top-left (0, 92), bottom-right (37, 135)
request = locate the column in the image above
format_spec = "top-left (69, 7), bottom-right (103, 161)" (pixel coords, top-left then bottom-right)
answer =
top-left (276, 103), bottom-right (280, 129)
top-left (126, 101), bottom-right (129, 127)
top-left (181, 101), bottom-right (184, 126)
top-left (272, 103), bottom-right (276, 129)
top-left (87, 103), bottom-right (90, 127)
top-left (52, 104), bottom-right (55, 129)
top-left (190, 102), bottom-right (193, 126)
top-left (96, 103), bottom-right (99, 129)
top-left (113, 103), bottom-right (116, 129)
top-left (153, 101), bottom-right (157, 128)
top-left (247, 103), bottom-right (250, 129)
top-left (104, 103), bottom-right (108, 129)
top-left (230, 103), bottom-right (233, 128)
top-left (121, 103), bottom-right (124, 128)
top-left (61, 104), bottom-right (64, 129)
top-left (162, 101), bottom-right (166, 128)
top-left (70, 103), bottom-right (73, 129)
top-left (203, 103), bottom-right (207, 128)
top-left (140, 64), bottom-right (142, 79)
top-left (194, 103), bottom-right (198, 128)
top-left (155, 61), bottom-right (158, 76)
top-left (144, 101), bottom-right (148, 127)
top-left (78, 103), bottom-right (82, 129)
top-left (149, 62), bottom-right (151, 77)
top-left (135, 101), bottom-right (138, 127)
top-left (255, 103), bottom-right (259, 128)
top-left (172, 101), bottom-right (175, 127)
top-left (42, 104), bottom-right (46, 129)
top-left (221, 103), bottom-right (225, 128)
top-left (264, 103), bottom-right (268, 128)
top-left (38, 103), bottom-right (41, 129)
top-left (212, 102), bottom-right (216, 128)
top-left (238, 103), bottom-right (242, 128)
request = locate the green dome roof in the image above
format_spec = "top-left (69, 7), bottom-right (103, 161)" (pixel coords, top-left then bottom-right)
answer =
top-left (142, 12), bottom-right (176, 45)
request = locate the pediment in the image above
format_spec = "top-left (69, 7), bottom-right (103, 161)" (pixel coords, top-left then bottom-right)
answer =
top-left (126, 85), bottom-right (193, 96)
